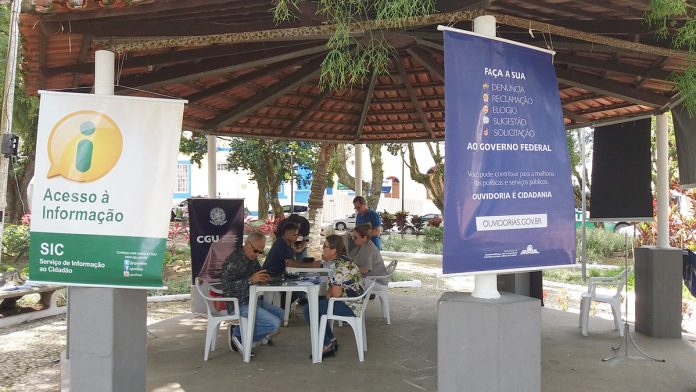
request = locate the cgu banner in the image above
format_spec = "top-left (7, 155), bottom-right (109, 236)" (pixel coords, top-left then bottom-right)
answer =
top-left (188, 198), bottom-right (244, 284)
top-left (28, 92), bottom-right (186, 289)
top-left (441, 27), bottom-right (575, 275)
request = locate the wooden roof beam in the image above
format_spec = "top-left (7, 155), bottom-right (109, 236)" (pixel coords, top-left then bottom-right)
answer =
top-left (407, 46), bottom-right (444, 82)
top-left (41, 0), bottom-right (266, 22)
top-left (116, 44), bottom-right (326, 91)
top-left (49, 42), bottom-right (315, 76)
top-left (562, 93), bottom-right (604, 104)
top-left (563, 109), bottom-right (588, 125)
top-left (355, 71), bottom-right (379, 141)
top-left (205, 56), bottom-right (325, 129)
top-left (396, 59), bottom-right (434, 139)
top-left (554, 53), bottom-right (672, 81)
top-left (555, 68), bottom-right (670, 108)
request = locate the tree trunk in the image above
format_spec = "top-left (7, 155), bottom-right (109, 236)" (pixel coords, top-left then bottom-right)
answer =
top-left (5, 157), bottom-right (34, 223)
top-left (405, 142), bottom-right (444, 213)
top-left (333, 144), bottom-right (383, 208)
top-left (366, 144), bottom-right (383, 209)
top-left (260, 140), bottom-right (283, 218)
top-left (257, 179), bottom-right (269, 220)
top-left (307, 142), bottom-right (336, 256)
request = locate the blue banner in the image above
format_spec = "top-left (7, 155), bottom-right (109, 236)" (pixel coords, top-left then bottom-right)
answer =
top-left (442, 28), bottom-right (575, 274)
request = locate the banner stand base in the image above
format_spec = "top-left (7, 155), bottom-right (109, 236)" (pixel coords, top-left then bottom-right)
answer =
top-left (438, 292), bottom-right (540, 392)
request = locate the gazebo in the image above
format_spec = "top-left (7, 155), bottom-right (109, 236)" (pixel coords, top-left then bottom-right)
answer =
top-left (19, 0), bottom-right (687, 142)
top-left (15, 1), bottom-right (692, 391)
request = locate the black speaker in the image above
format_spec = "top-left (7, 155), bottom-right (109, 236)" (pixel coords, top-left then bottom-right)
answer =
top-left (590, 119), bottom-right (653, 221)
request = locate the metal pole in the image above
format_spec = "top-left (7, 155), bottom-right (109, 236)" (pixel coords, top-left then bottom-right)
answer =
top-left (401, 146), bottom-right (405, 211)
top-left (580, 127), bottom-right (588, 281)
top-left (0, 0), bottom-right (23, 262)
top-left (290, 149), bottom-right (294, 210)
top-left (656, 114), bottom-right (669, 248)
top-left (471, 14), bottom-right (500, 300)
top-left (207, 134), bottom-right (216, 197)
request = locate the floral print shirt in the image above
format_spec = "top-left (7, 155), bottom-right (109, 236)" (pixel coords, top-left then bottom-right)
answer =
top-left (220, 250), bottom-right (261, 306)
top-left (328, 255), bottom-right (365, 314)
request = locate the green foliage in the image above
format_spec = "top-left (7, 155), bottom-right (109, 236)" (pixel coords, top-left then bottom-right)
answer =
top-left (178, 133), bottom-right (208, 167)
top-left (147, 277), bottom-right (192, 296)
top-left (381, 235), bottom-right (442, 254)
top-left (272, 0), bottom-right (434, 91)
top-left (423, 226), bottom-right (443, 243)
top-left (645, 0), bottom-right (696, 115)
top-left (578, 228), bottom-right (627, 263)
top-left (2, 223), bottom-right (29, 263)
top-left (543, 267), bottom-right (629, 288)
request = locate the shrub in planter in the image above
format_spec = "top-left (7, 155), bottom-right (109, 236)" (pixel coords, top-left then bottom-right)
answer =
top-left (394, 210), bottom-right (409, 234)
top-left (410, 215), bottom-right (425, 236)
top-left (380, 210), bottom-right (395, 232)
top-left (424, 226), bottom-right (443, 243)
top-left (428, 216), bottom-right (443, 227)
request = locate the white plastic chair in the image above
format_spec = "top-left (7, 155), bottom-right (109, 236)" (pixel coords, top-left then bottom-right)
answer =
top-left (194, 277), bottom-right (247, 361)
top-left (579, 269), bottom-right (628, 337)
top-left (319, 280), bottom-right (377, 362)
top-left (364, 259), bottom-right (398, 324)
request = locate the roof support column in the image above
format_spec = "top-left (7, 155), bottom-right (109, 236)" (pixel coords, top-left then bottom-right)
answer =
top-left (656, 113), bottom-right (669, 248)
top-left (67, 50), bottom-right (147, 392)
top-left (354, 143), bottom-right (363, 196)
top-left (207, 134), bottom-right (217, 198)
top-left (471, 14), bottom-right (501, 300)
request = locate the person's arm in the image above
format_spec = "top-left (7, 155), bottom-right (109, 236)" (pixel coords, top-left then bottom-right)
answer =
top-left (371, 211), bottom-right (382, 237)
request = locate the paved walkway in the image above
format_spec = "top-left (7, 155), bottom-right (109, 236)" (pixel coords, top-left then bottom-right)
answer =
top-left (146, 295), bottom-right (696, 392)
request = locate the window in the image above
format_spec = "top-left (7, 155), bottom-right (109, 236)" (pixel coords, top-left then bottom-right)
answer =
top-left (216, 163), bottom-right (227, 171)
top-left (175, 163), bottom-right (189, 193)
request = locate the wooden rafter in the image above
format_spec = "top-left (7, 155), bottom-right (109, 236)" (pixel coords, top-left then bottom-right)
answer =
top-left (282, 90), bottom-right (331, 136)
top-left (355, 71), bottom-right (378, 141)
top-left (186, 54), bottom-right (323, 103)
top-left (205, 56), bottom-right (325, 130)
top-left (553, 53), bottom-right (672, 81)
top-left (406, 46), bottom-right (444, 82)
top-left (563, 108), bottom-right (588, 124)
top-left (522, 0), bottom-right (601, 20)
top-left (555, 68), bottom-right (670, 107)
top-left (396, 59), bottom-right (434, 139)
top-left (562, 93), bottom-right (604, 105)
top-left (116, 44), bottom-right (326, 91)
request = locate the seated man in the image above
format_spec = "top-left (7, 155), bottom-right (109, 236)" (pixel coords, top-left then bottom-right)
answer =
top-left (276, 214), bottom-right (311, 260)
top-left (263, 222), bottom-right (320, 276)
top-left (220, 232), bottom-right (283, 353)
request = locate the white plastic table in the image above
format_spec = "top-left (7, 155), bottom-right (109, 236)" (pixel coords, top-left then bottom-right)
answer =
top-left (244, 281), bottom-right (321, 363)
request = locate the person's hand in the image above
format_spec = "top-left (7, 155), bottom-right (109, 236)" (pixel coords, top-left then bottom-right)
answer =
top-left (250, 269), bottom-right (270, 284)
top-left (294, 241), bottom-right (308, 252)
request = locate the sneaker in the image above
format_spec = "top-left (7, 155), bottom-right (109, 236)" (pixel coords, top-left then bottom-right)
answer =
top-left (228, 326), bottom-right (253, 357)
top-left (260, 337), bottom-right (273, 346)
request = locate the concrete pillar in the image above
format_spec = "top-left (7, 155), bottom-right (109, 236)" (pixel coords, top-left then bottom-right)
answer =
top-left (354, 143), bottom-right (362, 196)
top-left (656, 114), bottom-right (669, 248)
top-left (438, 292), bottom-right (540, 392)
top-left (65, 50), bottom-right (148, 392)
top-left (207, 134), bottom-right (216, 198)
top-left (634, 246), bottom-right (682, 338)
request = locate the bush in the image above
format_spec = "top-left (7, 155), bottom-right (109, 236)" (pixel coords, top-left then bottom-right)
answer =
top-left (148, 276), bottom-right (192, 296)
top-left (424, 226), bottom-right (443, 243)
top-left (380, 210), bottom-right (395, 232)
top-left (2, 224), bottom-right (30, 264)
top-left (578, 229), bottom-right (627, 263)
top-left (428, 216), bottom-right (443, 227)
top-left (381, 235), bottom-right (442, 254)
top-left (410, 215), bottom-right (425, 235)
top-left (394, 210), bottom-right (409, 234)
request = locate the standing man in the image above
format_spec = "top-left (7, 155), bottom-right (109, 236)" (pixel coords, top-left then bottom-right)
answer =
top-left (353, 196), bottom-right (382, 250)
top-left (221, 232), bottom-right (283, 353)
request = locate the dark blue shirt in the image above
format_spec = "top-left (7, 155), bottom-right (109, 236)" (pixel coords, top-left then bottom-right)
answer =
top-left (355, 208), bottom-right (382, 249)
top-left (262, 239), bottom-right (293, 275)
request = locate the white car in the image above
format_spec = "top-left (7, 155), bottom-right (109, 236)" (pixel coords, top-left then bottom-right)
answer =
top-left (269, 204), bottom-right (309, 218)
top-left (331, 213), bottom-right (356, 231)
